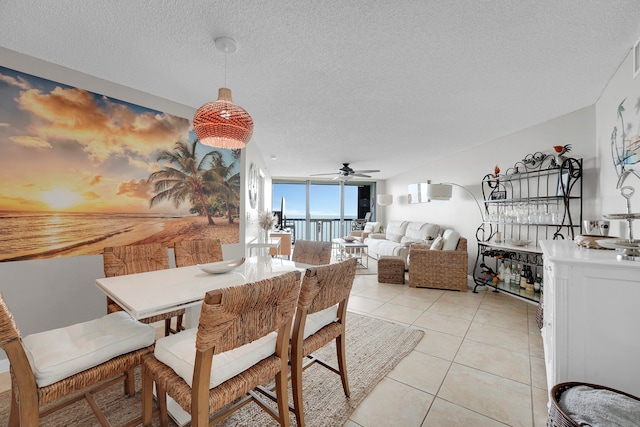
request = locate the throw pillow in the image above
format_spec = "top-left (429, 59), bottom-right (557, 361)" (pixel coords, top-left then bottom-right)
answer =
top-left (387, 233), bottom-right (403, 243)
top-left (430, 236), bottom-right (444, 250)
top-left (442, 230), bottom-right (460, 251)
top-left (400, 236), bottom-right (424, 246)
top-left (363, 222), bottom-right (381, 233)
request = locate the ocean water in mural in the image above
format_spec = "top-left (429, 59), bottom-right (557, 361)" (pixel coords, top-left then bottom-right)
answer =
top-left (0, 66), bottom-right (240, 261)
top-left (0, 211), bottom-right (169, 261)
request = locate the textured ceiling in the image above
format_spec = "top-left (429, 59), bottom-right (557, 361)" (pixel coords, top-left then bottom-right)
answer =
top-left (1, 1), bottom-right (639, 180)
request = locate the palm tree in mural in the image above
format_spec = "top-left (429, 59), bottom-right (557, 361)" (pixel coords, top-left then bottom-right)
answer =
top-left (210, 149), bottom-right (241, 224)
top-left (149, 140), bottom-right (222, 226)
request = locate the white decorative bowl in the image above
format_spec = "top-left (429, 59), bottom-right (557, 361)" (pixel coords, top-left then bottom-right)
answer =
top-left (197, 258), bottom-right (246, 274)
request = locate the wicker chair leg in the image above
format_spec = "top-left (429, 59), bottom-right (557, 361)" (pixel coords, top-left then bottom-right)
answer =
top-left (124, 367), bottom-right (136, 396)
top-left (12, 388), bottom-right (39, 426)
top-left (157, 383), bottom-right (169, 427)
top-left (8, 390), bottom-right (21, 427)
top-left (175, 313), bottom-right (184, 332)
top-left (274, 367), bottom-right (291, 427)
top-left (336, 334), bottom-right (350, 397)
top-left (291, 354), bottom-right (305, 427)
top-left (141, 365), bottom-right (154, 426)
top-left (164, 319), bottom-right (172, 337)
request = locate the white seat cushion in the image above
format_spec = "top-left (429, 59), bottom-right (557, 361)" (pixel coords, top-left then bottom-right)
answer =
top-left (363, 222), bottom-right (381, 233)
top-left (22, 311), bottom-right (155, 387)
top-left (405, 222), bottom-right (440, 241)
top-left (291, 305), bottom-right (339, 340)
top-left (155, 328), bottom-right (278, 388)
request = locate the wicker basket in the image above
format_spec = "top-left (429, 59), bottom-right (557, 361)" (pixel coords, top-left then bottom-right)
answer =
top-left (378, 256), bottom-right (405, 284)
top-left (548, 382), bottom-right (640, 427)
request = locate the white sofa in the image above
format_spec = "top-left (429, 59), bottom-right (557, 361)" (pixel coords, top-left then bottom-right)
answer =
top-left (364, 220), bottom-right (442, 265)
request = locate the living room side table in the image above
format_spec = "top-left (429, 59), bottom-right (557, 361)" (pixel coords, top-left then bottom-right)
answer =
top-left (332, 238), bottom-right (368, 269)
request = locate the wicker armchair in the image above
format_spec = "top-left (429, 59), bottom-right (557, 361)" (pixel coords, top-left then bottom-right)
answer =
top-left (103, 243), bottom-right (185, 336)
top-left (0, 292), bottom-right (154, 426)
top-left (408, 237), bottom-right (468, 292)
top-left (348, 221), bottom-right (382, 242)
top-left (291, 258), bottom-right (357, 427)
top-left (291, 240), bottom-right (332, 265)
top-left (142, 271), bottom-right (301, 427)
top-left (173, 238), bottom-right (223, 267)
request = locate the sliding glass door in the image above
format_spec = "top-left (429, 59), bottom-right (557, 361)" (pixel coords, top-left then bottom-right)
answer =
top-left (272, 180), bottom-right (376, 241)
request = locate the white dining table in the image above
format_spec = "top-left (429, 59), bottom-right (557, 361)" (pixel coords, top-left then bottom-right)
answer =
top-left (96, 256), bottom-right (310, 426)
top-left (96, 256), bottom-right (310, 328)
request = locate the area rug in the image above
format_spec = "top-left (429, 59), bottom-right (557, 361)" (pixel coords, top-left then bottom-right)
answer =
top-left (332, 256), bottom-right (378, 275)
top-left (0, 313), bottom-right (423, 426)
top-left (355, 257), bottom-right (377, 275)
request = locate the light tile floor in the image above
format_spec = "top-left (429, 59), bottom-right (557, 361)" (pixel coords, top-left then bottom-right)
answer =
top-left (345, 272), bottom-right (548, 427)
top-left (0, 271), bottom-right (549, 426)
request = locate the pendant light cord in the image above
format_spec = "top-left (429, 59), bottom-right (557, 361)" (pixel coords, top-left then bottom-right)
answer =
top-left (224, 48), bottom-right (227, 87)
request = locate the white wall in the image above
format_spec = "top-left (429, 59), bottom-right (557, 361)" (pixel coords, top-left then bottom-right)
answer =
top-left (595, 49), bottom-right (640, 238)
top-left (384, 106), bottom-right (596, 274)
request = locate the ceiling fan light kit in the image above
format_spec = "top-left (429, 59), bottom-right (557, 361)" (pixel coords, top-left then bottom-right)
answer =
top-left (310, 163), bottom-right (381, 179)
top-left (193, 37), bottom-right (253, 149)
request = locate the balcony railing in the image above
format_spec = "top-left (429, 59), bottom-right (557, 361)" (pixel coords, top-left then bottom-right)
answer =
top-left (283, 218), bottom-right (359, 243)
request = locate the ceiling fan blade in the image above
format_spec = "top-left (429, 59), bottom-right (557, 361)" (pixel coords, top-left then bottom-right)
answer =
top-left (310, 172), bottom-right (341, 176)
top-left (352, 173), bottom-right (372, 178)
top-left (353, 169), bottom-right (380, 174)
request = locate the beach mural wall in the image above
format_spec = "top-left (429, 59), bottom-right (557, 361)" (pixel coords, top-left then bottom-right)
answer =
top-left (0, 65), bottom-right (240, 262)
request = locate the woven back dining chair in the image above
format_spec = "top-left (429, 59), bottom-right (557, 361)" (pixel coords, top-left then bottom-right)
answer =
top-left (290, 257), bottom-right (357, 427)
top-left (291, 240), bottom-right (332, 265)
top-left (141, 270), bottom-right (302, 427)
top-left (172, 239), bottom-right (224, 334)
top-left (0, 292), bottom-right (155, 426)
top-left (103, 243), bottom-right (185, 336)
top-left (173, 238), bottom-right (224, 267)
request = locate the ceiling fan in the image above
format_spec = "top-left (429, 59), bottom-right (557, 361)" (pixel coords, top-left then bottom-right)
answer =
top-left (310, 163), bottom-right (381, 180)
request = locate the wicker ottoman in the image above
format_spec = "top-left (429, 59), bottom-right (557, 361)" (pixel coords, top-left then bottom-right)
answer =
top-left (378, 256), bottom-right (405, 284)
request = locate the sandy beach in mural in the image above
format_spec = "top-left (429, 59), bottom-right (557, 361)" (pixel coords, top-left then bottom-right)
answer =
top-left (133, 216), bottom-right (239, 247)
top-left (56, 216), bottom-right (239, 260)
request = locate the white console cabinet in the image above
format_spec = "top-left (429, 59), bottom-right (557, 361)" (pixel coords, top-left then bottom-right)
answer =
top-left (540, 240), bottom-right (640, 399)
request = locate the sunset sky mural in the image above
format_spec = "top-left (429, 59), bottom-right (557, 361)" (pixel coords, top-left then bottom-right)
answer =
top-left (0, 65), bottom-right (240, 261)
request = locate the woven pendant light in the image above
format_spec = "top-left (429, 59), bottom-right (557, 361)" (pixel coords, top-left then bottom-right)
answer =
top-left (193, 88), bottom-right (253, 148)
top-left (193, 37), bottom-right (253, 149)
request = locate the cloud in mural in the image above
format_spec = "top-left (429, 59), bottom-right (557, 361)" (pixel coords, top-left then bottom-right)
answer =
top-left (116, 178), bottom-right (152, 200)
top-left (9, 135), bottom-right (52, 149)
top-left (0, 72), bottom-right (30, 90)
top-left (15, 86), bottom-right (190, 162)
